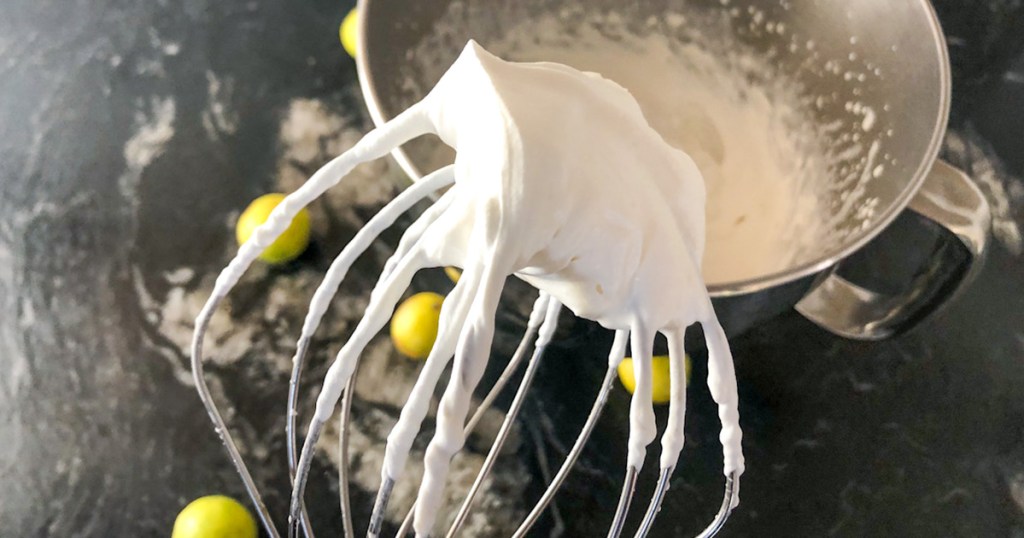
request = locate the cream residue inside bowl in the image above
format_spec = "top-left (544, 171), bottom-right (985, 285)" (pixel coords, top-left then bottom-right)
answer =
top-left (401, 6), bottom-right (888, 286)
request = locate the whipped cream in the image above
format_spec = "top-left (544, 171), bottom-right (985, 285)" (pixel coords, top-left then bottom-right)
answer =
top-left (424, 41), bottom-right (744, 534)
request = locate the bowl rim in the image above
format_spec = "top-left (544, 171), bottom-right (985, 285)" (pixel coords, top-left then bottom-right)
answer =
top-left (354, 0), bottom-right (952, 298)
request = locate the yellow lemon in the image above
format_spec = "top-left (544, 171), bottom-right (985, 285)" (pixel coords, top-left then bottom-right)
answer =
top-left (171, 495), bottom-right (257, 538)
top-left (444, 266), bottom-right (462, 283)
top-left (391, 292), bottom-right (444, 359)
top-left (340, 7), bottom-right (359, 58)
top-left (235, 193), bottom-right (311, 264)
top-left (617, 354), bottom-right (691, 405)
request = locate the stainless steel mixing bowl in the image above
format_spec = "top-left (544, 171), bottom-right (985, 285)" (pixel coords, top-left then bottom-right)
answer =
top-left (354, 0), bottom-right (990, 338)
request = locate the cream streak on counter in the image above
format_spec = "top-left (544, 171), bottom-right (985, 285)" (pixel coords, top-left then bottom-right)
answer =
top-left (191, 41), bottom-right (744, 538)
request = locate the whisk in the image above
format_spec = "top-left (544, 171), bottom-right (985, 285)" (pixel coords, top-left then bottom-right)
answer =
top-left (191, 41), bottom-right (743, 538)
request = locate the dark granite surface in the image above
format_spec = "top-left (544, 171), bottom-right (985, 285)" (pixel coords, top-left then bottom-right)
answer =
top-left (1, 0), bottom-right (1023, 536)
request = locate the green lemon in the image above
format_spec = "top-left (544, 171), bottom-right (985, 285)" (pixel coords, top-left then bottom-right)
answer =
top-left (340, 7), bottom-right (359, 58)
top-left (235, 193), bottom-right (311, 264)
top-left (617, 354), bottom-right (691, 405)
top-left (390, 292), bottom-right (444, 359)
top-left (171, 495), bottom-right (257, 538)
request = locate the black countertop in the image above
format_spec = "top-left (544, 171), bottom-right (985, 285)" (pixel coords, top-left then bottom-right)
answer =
top-left (1, 0), bottom-right (1023, 536)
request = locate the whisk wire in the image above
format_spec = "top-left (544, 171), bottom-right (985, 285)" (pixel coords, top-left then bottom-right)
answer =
top-left (446, 299), bottom-right (562, 536)
top-left (394, 293), bottom-right (547, 536)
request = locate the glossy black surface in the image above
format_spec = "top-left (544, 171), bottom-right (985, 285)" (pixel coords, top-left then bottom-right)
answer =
top-left (1, 0), bottom-right (1022, 536)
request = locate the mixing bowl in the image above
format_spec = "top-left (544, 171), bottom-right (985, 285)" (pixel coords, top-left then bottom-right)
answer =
top-left (355, 0), bottom-right (990, 338)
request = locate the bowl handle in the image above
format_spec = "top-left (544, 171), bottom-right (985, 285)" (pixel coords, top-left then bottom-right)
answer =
top-left (794, 160), bottom-right (991, 340)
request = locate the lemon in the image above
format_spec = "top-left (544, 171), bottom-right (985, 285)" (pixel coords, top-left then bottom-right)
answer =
top-left (617, 354), bottom-right (691, 405)
top-left (444, 266), bottom-right (462, 283)
top-left (340, 7), bottom-right (359, 58)
top-left (171, 495), bottom-right (257, 538)
top-left (391, 292), bottom-right (444, 359)
top-left (235, 193), bottom-right (311, 264)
